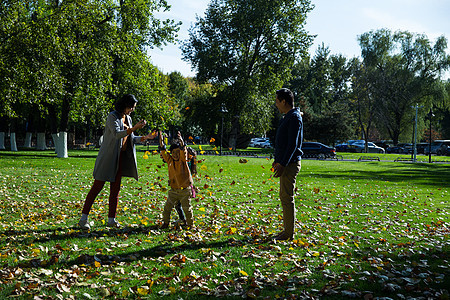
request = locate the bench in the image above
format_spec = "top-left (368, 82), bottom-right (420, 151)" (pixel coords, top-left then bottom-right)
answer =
top-left (394, 157), bottom-right (414, 162)
top-left (302, 153), bottom-right (337, 160)
top-left (358, 156), bottom-right (380, 162)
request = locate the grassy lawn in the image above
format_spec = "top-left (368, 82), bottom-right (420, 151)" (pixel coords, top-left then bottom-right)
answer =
top-left (0, 149), bottom-right (449, 299)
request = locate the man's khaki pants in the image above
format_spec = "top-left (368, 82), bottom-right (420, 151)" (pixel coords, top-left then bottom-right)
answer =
top-left (163, 187), bottom-right (194, 226)
top-left (279, 161), bottom-right (301, 238)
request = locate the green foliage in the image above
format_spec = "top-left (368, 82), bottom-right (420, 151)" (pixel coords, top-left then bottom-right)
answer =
top-left (357, 29), bottom-right (450, 144)
top-left (182, 0), bottom-right (314, 135)
top-left (182, 80), bottom-right (217, 138)
top-left (287, 46), bottom-right (356, 143)
top-left (0, 0), bottom-right (180, 135)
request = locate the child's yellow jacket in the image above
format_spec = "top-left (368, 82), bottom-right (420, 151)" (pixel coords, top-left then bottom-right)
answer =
top-left (161, 148), bottom-right (193, 189)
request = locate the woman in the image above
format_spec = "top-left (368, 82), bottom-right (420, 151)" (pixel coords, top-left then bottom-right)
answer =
top-left (77, 94), bottom-right (156, 230)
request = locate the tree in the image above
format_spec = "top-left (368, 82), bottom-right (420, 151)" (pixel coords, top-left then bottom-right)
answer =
top-left (182, 0), bottom-right (313, 146)
top-left (181, 80), bottom-right (217, 139)
top-left (287, 46), bottom-right (356, 144)
top-left (350, 59), bottom-right (377, 150)
top-left (166, 71), bottom-right (189, 132)
top-left (0, 0), bottom-right (180, 156)
top-left (357, 29), bottom-right (450, 145)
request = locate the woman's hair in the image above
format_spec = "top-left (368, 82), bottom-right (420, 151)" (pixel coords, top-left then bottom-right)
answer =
top-left (115, 94), bottom-right (138, 113)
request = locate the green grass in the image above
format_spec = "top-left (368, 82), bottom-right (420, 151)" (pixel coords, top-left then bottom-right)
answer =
top-left (0, 149), bottom-right (449, 299)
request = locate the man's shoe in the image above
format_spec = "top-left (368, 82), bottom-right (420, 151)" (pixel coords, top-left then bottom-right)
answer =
top-left (274, 233), bottom-right (293, 241)
top-left (107, 220), bottom-right (121, 229)
top-left (273, 231), bottom-right (285, 239)
top-left (78, 219), bottom-right (91, 230)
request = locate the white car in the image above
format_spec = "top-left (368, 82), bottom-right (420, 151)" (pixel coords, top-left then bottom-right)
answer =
top-left (259, 141), bottom-right (273, 148)
top-left (249, 138), bottom-right (269, 147)
top-left (349, 141), bottom-right (385, 154)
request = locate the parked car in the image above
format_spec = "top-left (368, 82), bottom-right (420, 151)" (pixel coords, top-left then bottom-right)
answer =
top-left (348, 141), bottom-right (385, 154)
top-left (386, 146), bottom-right (408, 154)
top-left (335, 143), bottom-right (350, 152)
top-left (397, 143), bottom-right (413, 154)
top-left (435, 140), bottom-right (450, 156)
top-left (301, 142), bottom-right (336, 158)
top-left (374, 141), bottom-right (391, 149)
top-left (335, 140), bottom-right (364, 152)
top-left (424, 140), bottom-right (450, 155)
top-left (259, 140), bottom-right (273, 148)
top-left (416, 143), bottom-right (429, 154)
top-left (248, 137), bottom-right (269, 147)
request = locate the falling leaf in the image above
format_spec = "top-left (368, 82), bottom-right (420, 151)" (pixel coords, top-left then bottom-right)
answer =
top-left (239, 270), bottom-right (248, 276)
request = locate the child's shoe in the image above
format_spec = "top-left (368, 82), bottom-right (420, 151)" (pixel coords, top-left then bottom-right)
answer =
top-left (78, 219), bottom-right (91, 230)
top-left (107, 219), bottom-right (121, 229)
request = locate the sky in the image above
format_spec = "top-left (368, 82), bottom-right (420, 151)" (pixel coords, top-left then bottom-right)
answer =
top-left (148, 0), bottom-right (450, 78)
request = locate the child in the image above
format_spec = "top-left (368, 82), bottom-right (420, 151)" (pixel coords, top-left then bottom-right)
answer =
top-left (173, 146), bottom-right (197, 225)
top-left (159, 131), bottom-right (195, 229)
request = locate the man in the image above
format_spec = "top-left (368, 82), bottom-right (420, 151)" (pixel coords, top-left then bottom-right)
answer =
top-left (272, 88), bottom-right (303, 240)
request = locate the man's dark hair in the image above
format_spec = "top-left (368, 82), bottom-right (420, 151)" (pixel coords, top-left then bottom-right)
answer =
top-left (276, 88), bottom-right (294, 107)
top-left (115, 94), bottom-right (138, 113)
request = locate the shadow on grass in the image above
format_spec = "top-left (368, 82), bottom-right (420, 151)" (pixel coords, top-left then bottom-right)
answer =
top-left (307, 162), bottom-right (450, 188)
top-left (1, 224), bottom-right (448, 299)
top-left (1, 224), bottom-right (272, 267)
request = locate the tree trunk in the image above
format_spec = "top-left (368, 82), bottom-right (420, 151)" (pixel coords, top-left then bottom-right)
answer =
top-left (56, 132), bottom-right (68, 158)
top-left (51, 133), bottom-right (59, 152)
top-left (36, 111), bottom-right (48, 150)
top-left (0, 132), bottom-right (5, 150)
top-left (36, 132), bottom-right (47, 150)
top-left (229, 116), bottom-right (240, 151)
top-left (24, 132), bottom-right (33, 148)
top-left (10, 132), bottom-right (18, 152)
top-left (55, 96), bottom-right (70, 158)
top-left (24, 114), bottom-right (34, 148)
top-left (10, 119), bottom-right (18, 152)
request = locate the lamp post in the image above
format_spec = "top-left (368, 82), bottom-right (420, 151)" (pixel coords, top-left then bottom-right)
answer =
top-left (427, 108), bottom-right (434, 163)
top-left (219, 104), bottom-right (228, 156)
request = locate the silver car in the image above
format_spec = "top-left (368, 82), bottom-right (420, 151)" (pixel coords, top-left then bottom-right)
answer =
top-left (349, 141), bottom-right (385, 154)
